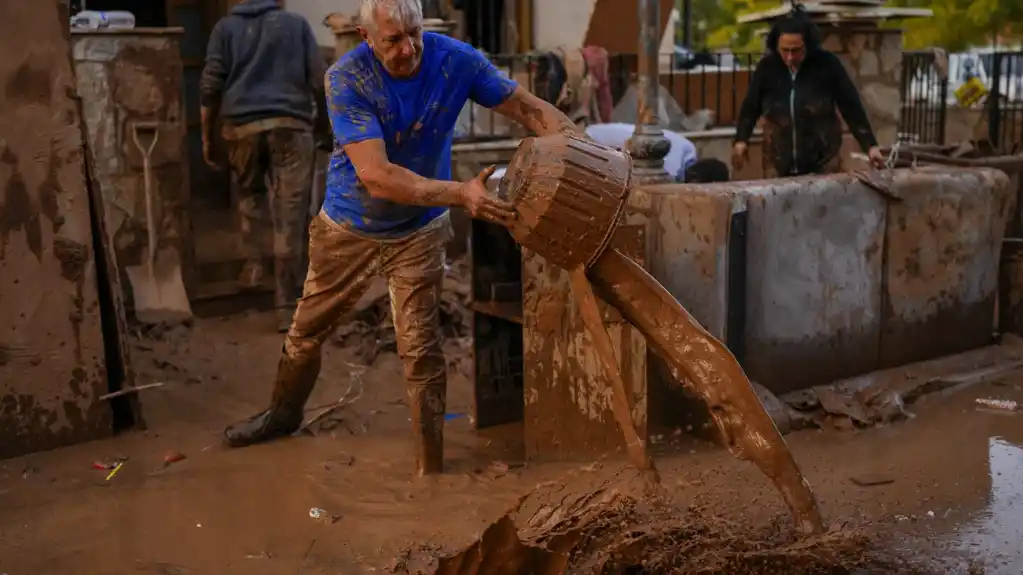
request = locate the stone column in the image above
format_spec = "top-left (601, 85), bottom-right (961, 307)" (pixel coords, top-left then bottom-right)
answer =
top-left (819, 25), bottom-right (904, 147)
top-left (627, 0), bottom-right (672, 184)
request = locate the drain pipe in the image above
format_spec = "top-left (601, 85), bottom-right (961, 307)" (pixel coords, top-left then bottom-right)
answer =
top-left (627, 0), bottom-right (672, 184)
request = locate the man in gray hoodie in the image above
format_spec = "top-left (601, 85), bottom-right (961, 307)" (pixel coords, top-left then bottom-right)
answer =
top-left (200, 0), bottom-right (329, 332)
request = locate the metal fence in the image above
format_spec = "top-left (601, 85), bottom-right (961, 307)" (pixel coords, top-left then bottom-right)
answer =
top-left (455, 51), bottom-right (761, 143)
top-left (986, 51), bottom-right (1023, 154)
top-left (898, 51), bottom-right (949, 145)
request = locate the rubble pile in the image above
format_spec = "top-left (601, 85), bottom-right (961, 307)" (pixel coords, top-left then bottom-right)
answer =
top-left (334, 257), bottom-right (473, 366)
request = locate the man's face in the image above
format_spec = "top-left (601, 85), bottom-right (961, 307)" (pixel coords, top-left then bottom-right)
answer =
top-left (777, 33), bottom-right (805, 71)
top-left (358, 8), bottom-right (423, 78)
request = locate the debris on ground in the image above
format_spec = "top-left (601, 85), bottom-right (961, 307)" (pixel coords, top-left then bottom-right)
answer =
top-left (405, 468), bottom-right (916, 575)
top-left (163, 450), bottom-right (187, 465)
top-left (92, 456), bottom-right (129, 471)
top-left (849, 473), bottom-right (896, 487)
top-left (333, 257), bottom-right (473, 366)
top-left (975, 397), bottom-right (1019, 412)
top-left (754, 342), bottom-right (1023, 433)
top-left (300, 364), bottom-right (366, 434)
top-left (309, 507), bottom-right (341, 524)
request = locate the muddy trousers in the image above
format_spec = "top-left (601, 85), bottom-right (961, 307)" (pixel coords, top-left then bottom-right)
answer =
top-left (225, 127), bottom-right (314, 327)
top-left (224, 210), bottom-right (453, 476)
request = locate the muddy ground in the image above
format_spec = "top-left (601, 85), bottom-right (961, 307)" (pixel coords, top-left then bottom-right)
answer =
top-left (0, 310), bottom-right (1021, 574)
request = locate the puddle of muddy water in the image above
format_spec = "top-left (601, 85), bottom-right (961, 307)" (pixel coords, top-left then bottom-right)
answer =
top-left (948, 435), bottom-right (1023, 573)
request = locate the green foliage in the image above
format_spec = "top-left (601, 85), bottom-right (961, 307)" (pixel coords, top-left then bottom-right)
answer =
top-left (888, 0), bottom-right (1023, 50)
top-left (684, 0), bottom-right (776, 51)
top-left (688, 0), bottom-right (1023, 52)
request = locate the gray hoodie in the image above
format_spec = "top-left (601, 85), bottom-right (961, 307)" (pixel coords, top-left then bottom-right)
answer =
top-left (200, 0), bottom-right (324, 126)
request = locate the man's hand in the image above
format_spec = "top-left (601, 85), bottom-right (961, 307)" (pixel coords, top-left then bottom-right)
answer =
top-left (867, 146), bottom-right (886, 169)
top-left (202, 138), bottom-right (220, 170)
top-left (459, 166), bottom-right (516, 227)
top-left (731, 141), bottom-right (749, 171)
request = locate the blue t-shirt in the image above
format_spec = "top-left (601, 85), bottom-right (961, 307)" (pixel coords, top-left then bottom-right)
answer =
top-left (324, 33), bottom-right (518, 238)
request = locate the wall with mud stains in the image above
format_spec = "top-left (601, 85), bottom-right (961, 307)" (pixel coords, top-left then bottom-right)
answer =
top-left (641, 167), bottom-right (1012, 397)
top-left (522, 212), bottom-right (649, 461)
top-left (0, 2), bottom-right (114, 458)
top-left (71, 30), bottom-right (192, 316)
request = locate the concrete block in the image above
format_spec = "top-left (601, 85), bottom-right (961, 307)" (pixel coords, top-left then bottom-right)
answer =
top-left (879, 167), bottom-right (1012, 367)
top-left (742, 175), bottom-right (887, 394)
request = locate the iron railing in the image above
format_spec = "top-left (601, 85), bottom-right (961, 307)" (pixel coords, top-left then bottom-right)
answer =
top-left (454, 51), bottom-right (761, 143)
top-left (987, 51), bottom-right (1023, 154)
top-left (898, 51), bottom-right (949, 145)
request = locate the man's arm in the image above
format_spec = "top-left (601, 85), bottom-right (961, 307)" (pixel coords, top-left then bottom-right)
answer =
top-left (734, 56), bottom-right (768, 144)
top-left (326, 68), bottom-right (462, 207)
top-left (492, 86), bottom-right (585, 138)
top-left (302, 20), bottom-right (332, 145)
top-left (345, 139), bottom-right (465, 206)
top-left (199, 22), bottom-right (227, 162)
top-left (464, 47), bottom-right (585, 138)
top-left (830, 54), bottom-right (879, 153)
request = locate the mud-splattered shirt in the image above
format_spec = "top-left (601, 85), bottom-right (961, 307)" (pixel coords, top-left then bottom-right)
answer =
top-left (324, 33), bottom-right (517, 238)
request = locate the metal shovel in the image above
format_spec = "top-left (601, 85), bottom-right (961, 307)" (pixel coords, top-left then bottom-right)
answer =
top-left (124, 121), bottom-right (193, 325)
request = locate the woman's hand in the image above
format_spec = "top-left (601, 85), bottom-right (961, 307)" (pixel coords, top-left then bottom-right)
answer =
top-left (867, 146), bottom-right (886, 169)
top-left (731, 141), bottom-right (749, 171)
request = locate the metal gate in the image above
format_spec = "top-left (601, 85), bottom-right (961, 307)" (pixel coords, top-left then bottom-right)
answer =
top-left (898, 50), bottom-right (948, 145)
top-left (986, 51), bottom-right (1023, 153)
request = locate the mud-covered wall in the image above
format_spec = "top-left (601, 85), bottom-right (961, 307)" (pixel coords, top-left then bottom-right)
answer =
top-left (641, 167), bottom-right (1012, 396)
top-left (0, 2), bottom-right (115, 458)
top-left (522, 211), bottom-right (648, 461)
top-left (72, 30), bottom-right (192, 316)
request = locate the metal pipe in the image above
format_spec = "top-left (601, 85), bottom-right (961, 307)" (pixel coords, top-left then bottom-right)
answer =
top-left (627, 0), bottom-right (672, 184)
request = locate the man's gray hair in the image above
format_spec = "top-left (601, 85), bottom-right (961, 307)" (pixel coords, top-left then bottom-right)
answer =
top-left (359, 0), bottom-right (423, 31)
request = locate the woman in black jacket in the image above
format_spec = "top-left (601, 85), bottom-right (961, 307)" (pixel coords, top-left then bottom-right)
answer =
top-left (732, 8), bottom-right (885, 176)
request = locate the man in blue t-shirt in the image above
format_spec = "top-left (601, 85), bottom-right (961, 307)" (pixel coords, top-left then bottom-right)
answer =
top-left (224, 0), bottom-right (584, 475)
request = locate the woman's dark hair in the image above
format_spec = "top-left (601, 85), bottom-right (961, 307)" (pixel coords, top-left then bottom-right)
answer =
top-left (685, 159), bottom-right (730, 184)
top-left (765, 4), bottom-right (823, 54)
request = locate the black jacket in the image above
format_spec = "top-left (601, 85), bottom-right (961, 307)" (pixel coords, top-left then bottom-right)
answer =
top-left (735, 49), bottom-right (877, 176)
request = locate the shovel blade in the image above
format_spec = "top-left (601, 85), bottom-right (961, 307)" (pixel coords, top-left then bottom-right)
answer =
top-left (126, 248), bottom-right (193, 325)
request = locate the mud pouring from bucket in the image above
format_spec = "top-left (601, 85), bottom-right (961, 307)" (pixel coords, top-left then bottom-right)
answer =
top-left (495, 133), bottom-right (825, 535)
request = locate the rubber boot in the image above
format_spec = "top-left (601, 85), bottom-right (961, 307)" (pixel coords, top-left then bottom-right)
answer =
top-left (224, 352), bottom-right (321, 447)
top-left (409, 385), bottom-right (446, 476)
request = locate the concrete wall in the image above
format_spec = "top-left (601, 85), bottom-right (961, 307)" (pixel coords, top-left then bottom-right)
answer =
top-left (72, 30), bottom-right (192, 318)
top-left (822, 27), bottom-right (903, 147)
top-left (1, 2), bottom-right (118, 458)
top-left (289, 0), bottom-right (359, 47)
top-left (636, 167), bottom-right (1012, 396)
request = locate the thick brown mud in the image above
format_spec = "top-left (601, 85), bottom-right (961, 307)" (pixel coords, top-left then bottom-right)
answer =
top-left (500, 133), bottom-right (823, 534)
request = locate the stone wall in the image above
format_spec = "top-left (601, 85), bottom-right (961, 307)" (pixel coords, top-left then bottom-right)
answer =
top-left (821, 26), bottom-right (903, 147)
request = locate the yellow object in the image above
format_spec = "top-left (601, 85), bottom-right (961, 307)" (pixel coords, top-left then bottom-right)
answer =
top-left (105, 462), bottom-right (123, 481)
top-left (955, 77), bottom-right (989, 108)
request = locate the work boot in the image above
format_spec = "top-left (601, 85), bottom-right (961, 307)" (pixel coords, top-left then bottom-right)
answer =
top-left (238, 259), bottom-right (265, 290)
top-left (408, 385), bottom-right (446, 476)
top-left (224, 352), bottom-right (321, 447)
top-left (276, 306), bottom-right (296, 333)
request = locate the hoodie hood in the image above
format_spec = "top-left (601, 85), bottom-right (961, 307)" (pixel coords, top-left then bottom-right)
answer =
top-left (230, 0), bottom-right (280, 17)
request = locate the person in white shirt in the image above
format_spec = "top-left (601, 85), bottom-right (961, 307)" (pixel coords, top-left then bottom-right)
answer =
top-left (584, 122), bottom-right (697, 182)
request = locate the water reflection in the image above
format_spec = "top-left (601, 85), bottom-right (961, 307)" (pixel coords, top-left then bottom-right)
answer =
top-left (954, 436), bottom-right (1023, 572)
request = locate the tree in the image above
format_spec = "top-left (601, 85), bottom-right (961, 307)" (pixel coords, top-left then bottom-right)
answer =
top-left (689, 0), bottom-right (1023, 52)
top-left (687, 0), bottom-right (777, 51)
top-left (889, 0), bottom-right (1023, 51)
